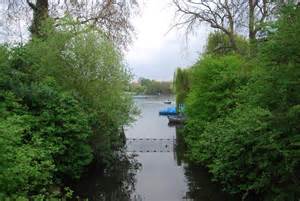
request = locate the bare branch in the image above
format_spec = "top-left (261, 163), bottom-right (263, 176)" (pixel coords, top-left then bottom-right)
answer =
top-left (172, 0), bottom-right (239, 50)
top-left (0, 0), bottom-right (139, 49)
top-left (26, 0), bottom-right (36, 10)
top-left (171, 0), bottom-right (275, 51)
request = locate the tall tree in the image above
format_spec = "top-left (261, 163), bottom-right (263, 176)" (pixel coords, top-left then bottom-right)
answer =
top-left (248, 0), bottom-right (270, 52)
top-left (2, 0), bottom-right (138, 48)
top-left (172, 0), bottom-right (273, 53)
top-left (26, 0), bottom-right (49, 37)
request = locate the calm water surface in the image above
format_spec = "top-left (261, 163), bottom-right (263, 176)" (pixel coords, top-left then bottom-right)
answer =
top-left (75, 96), bottom-right (235, 201)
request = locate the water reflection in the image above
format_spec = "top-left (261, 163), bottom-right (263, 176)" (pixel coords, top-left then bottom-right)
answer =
top-left (75, 96), bottom-right (237, 201)
top-left (74, 153), bottom-right (140, 201)
top-left (125, 96), bottom-right (176, 139)
top-left (132, 153), bottom-right (188, 201)
top-left (175, 127), bottom-right (235, 201)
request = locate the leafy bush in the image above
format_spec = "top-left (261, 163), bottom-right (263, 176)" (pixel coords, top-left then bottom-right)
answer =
top-left (0, 20), bottom-right (136, 199)
top-left (0, 91), bottom-right (54, 197)
top-left (25, 25), bottom-right (136, 164)
top-left (185, 55), bottom-right (249, 122)
top-left (0, 74), bottom-right (92, 198)
top-left (183, 5), bottom-right (300, 200)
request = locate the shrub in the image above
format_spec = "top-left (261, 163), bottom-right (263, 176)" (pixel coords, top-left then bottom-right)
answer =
top-left (183, 5), bottom-right (300, 200)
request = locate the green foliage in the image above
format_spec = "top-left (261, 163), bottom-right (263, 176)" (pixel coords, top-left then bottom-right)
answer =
top-left (182, 5), bottom-right (300, 200)
top-left (204, 31), bottom-right (249, 56)
top-left (259, 6), bottom-right (300, 64)
top-left (0, 92), bottom-right (54, 197)
top-left (186, 55), bottom-right (249, 121)
top-left (0, 65), bottom-right (92, 198)
top-left (173, 68), bottom-right (190, 108)
top-left (129, 82), bottom-right (146, 94)
top-left (29, 25), bottom-right (135, 163)
top-left (0, 18), bottom-right (135, 199)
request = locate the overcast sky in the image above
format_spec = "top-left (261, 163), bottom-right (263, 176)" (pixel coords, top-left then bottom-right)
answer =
top-left (125, 0), bottom-right (210, 81)
top-left (0, 0), bottom-right (210, 81)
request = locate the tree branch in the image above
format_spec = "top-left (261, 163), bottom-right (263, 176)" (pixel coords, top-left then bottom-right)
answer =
top-left (26, 0), bottom-right (37, 10)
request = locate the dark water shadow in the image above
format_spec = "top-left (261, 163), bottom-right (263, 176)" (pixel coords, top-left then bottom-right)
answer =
top-left (73, 152), bottom-right (141, 201)
top-left (73, 97), bottom-right (240, 201)
top-left (174, 126), bottom-right (239, 201)
top-left (73, 127), bottom-right (239, 201)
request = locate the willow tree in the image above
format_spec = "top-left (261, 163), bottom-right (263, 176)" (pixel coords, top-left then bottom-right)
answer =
top-left (204, 31), bottom-right (249, 56)
top-left (1, 0), bottom-right (138, 48)
top-left (174, 68), bottom-right (190, 109)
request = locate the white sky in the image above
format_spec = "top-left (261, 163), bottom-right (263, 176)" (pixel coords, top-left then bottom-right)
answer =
top-left (125, 0), bottom-right (210, 81)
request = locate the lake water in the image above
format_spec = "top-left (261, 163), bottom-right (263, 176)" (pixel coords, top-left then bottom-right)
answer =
top-left (75, 96), bottom-right (235, 201)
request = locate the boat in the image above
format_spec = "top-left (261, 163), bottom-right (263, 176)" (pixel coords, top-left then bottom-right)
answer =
top-left (167, 115), bottom-right (185, 124)
top-left (164, 100), bottom-right (172, 104)
top-left (159, 107), bottom-right (177, 116)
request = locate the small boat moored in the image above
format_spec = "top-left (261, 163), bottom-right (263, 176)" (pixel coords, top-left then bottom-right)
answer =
top-left (167, 115), bottom-right (185, 124)
top-left (163, 100), bottom-right (172, 104)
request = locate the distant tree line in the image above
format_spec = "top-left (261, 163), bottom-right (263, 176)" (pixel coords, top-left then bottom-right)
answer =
top-left (129, 78), bottom-right (173, 95)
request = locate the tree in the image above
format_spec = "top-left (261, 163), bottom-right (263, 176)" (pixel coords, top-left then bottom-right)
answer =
top-left (137, 78), bottom-right (173, 95)
top-left (172, 0), bottom-right (273, 52)
top-left (0, 20), bottom-right (138, 198)
top-left (26, 0), bottom-right (49, 37)
top-left (179, 4), bottom-right (300, 199)
top-left (25, 24), bottom-right (136, 163)
top-left (174, 68), bottom-right (190, 107)
top-left (204, 31), bottom-right (249, 55)
top-left (1, 0), bottom-right (138, 48)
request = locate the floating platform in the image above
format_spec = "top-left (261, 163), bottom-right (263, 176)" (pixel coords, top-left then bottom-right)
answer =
top-left (126, 138), bottom-right (175, 152)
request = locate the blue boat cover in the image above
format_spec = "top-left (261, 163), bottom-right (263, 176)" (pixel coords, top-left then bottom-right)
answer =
top-left (159, 107), bottom-right (177, 115)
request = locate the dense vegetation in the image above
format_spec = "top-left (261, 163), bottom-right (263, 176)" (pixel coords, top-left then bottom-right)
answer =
top-left (175, 5), bottom-right (300, 200)
top-left (0, 21), bottom-right (135, 199)
top-left (129, 78), bottom-right (173, 95)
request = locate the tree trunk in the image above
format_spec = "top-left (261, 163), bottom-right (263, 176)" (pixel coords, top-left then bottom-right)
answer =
top-left (249, 0), bottom-right (257, 55)
top-left (30, 0), bottom-right (49, 37)
top-left (227, 1), bottom-right (238, 53)
top-left (228, 32), bottom-right (238, 53)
